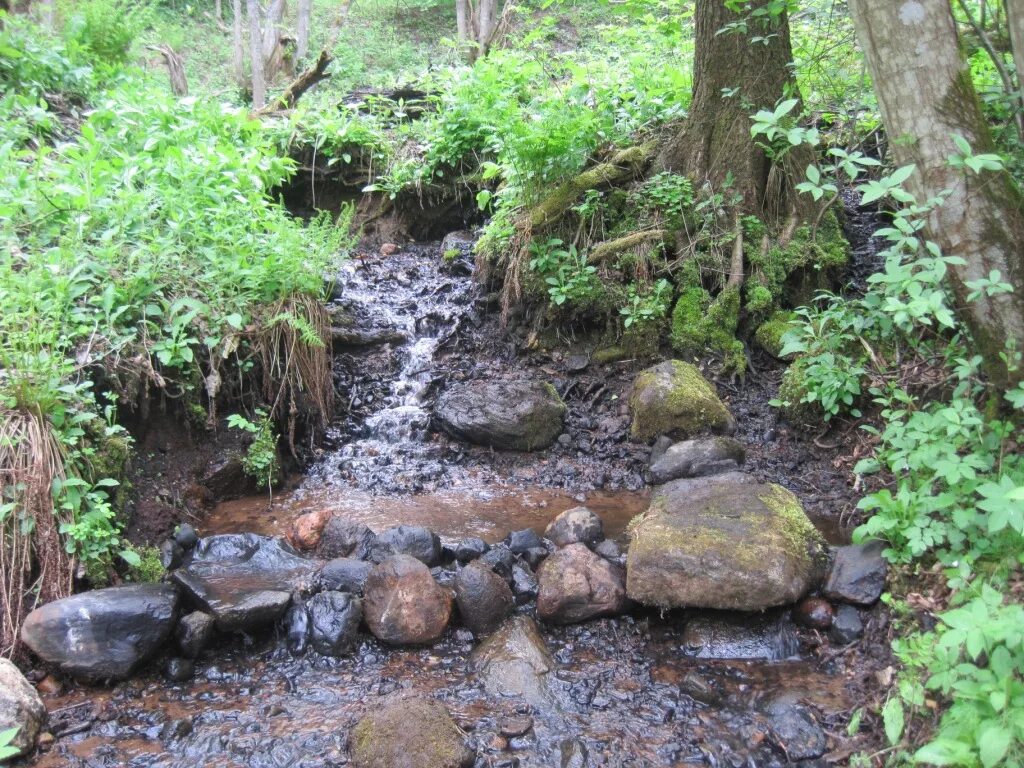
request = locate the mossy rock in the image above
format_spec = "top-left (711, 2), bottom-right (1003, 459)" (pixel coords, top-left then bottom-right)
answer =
top-left (777, 357), bottom-right (824, 429)
top-left (350, 696), bottom-right (473, 768)
top-left (754, 311), bottom-right (799, 360)
top-left (626, 472), bottom-right (828, 611)
top-left (669, 286), bottom-right (745, 374)
top-left (628, 360), bottom-right (735, 442)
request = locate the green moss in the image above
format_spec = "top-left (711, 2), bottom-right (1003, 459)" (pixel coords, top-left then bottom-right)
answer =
top-left (757, 483), bottom-right (827, 567)
top-left (777, 356), bottom-right (824, 428)
top-left (591, 345), bottom-right (631, 364)
top-left (754, 311), bottom-right (798, 359)
top-left (126, 546), bottom-right (165, 583)
top-left (670, 286), bottom-right (745, 374)
top-left (629, 360), bottom-right (733, 441)
top-left (745, 284), bottom-right (773, 315)
top-left (442, 248), bottom-right (460, 263)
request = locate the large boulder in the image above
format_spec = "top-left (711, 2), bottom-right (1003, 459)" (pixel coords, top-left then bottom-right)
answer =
top-left (318, 558), bottom-right (373, 594)
top-left (318, 519), bottom-right (377, 560)
top-left (436, 380), bottom-right (566, 451)
top-left (363, 555), bottom-right (452, 645)
top-left (21, 584), bottom-right (178, 681)
top-left (626, 473), bottom-right (827, 611)
top-left (308, 592), bottom-right (362, 656)
top-left (544, 506), bottom-right (604, 547)
top-left (648, 436), bottom-right (745, 484)
top-left (0, 659), bottom-right (46, 757)
top-left (171, 534), bottom-right (318, 632)
top-left (350, 696), bottom-right (473, 768)
top-left (823, 541), bottom-right (888, 606)
top-left (376, 525), bottom-right (442, 567)
top-left (454, 562), bottom-right (514, 636)
top-left (537, 543), bottom-right (628, 624)
top-left (472, 616), bottom-right (555, 705)
top-left (629, 360), bottom-right (734, 442)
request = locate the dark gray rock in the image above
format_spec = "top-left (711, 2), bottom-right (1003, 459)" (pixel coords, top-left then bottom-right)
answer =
top-left (766, 701), bottom-right (828, 760)
top-left (830, 605), bottom-right (864, 644)
top-left (285, 594), bottom-right (310, 653)
top-left (159, 539), bottom-right (184, 570)
top-left (318, 557), bottom-right (373, 594)
top-left (504, 528), bottom-right (544, 554)
top-left (175, 611), bottom-right (215, 658)
top-left (455, 562), bottom-right (514, 635)
top-left (453, 537), bottom-right (489, 563)
top-left (21, 584), bottom-right (179, 681)
top-left (317, 519), bottom-right (377, 560)
top-left (521, 546), bottom-right (549, 570)
top-left (479, 544), bottom-right (516, 582)
top-left (363, 555), bottom-right (452, 645)
top-left (173, 523), bottom-right (199, 550)
top-left (544, 506), bottom-right (604, 547)
top-left (308, 591), bottom-right (362, 656)
top-left (648, 435), bottom-right (674, 466)
top-left (593, 539), bottom-right (623, 563)
top-left (681, 611), bottom-right (799, 661)
top-left (823, 541), bottom-right (888, 606)
top-left (165, 657), bottom-right (194, 682)
top-left (376, 525), bottom-right (442, 566)
top-left (437, 380), bottom-right (567, 452)
top-left (200, 455), bottom-right (252, 500)
top-left (648, 436), bottom-right (746, 484)
top-left (0, 658), bottom-right (46, 757)
top-left (537, 543), bottom-right (628, 624)
top-left (511, 563), bottom-right (538, 605)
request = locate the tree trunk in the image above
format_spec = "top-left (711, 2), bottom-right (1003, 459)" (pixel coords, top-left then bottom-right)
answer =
top-left (296, 0), bottom-right (311, 60)
top-left (850, 0), bottom-right (1024, 385)
top-left (1009, 0), bottom-right (1024, 98)
top-left (246, 0), bottom-right (266, 108)
top-left (232, 0), bottom-right (245, 87)
top-left (215, 0), bottom-right (222, 20)
top-left (456, 0), bottom-right (475, 62)
top-left (261, 0), bottom-right (288, 82)
top-left (148, 44), bottom-right (189, 96)
top-left (656, 0), bottom-right (812, 220)
top-left (477, 0), bottom-right (498, 58)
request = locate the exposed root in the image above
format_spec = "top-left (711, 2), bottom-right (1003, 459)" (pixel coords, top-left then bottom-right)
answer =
top-left (0, 408), bottom-right (75, 658)
top-left (587, 230), bottom-right (674, 265)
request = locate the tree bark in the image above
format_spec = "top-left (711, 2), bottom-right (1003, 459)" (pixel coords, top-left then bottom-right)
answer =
top-left (296, 0), bottom-right (311, 60)
top-left (232, 0), bottom-right (246, 87)
top-left (657, 0), bottom-right (812, 220)
top-left (215, 0), bottom-right (222, 20)
top-left (148, 44), bottom-right (189, 96)
top-left (477, 0), bottom-right (498, 58)
top-left (246, 0), bottom-right (266, 108)
top-left (850, 0), bottom-right (1024, 385)
top-left (1009, 0), bottom-right (1024, 99)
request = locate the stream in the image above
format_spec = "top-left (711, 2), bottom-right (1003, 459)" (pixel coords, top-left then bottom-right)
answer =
top-left (28, 221), bottom-right (882, 767)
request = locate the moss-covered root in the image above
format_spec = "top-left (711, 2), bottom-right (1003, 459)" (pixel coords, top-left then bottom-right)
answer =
top-left (670, 286), bottom-right (746, 374)
top-left (527, 142), bottom-right (657, 231)
top-left (754, 311), bottom-right (799, 359)
top-left (587, 229), bottom-right (674, 264)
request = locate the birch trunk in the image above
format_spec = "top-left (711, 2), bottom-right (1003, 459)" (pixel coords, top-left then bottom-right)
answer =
top-left (296, 0), bottom-right (311, 60)
top-left (850, 0), bottom-right (1024, 385)
top-left (477, 0), bottom-right (498, 58)
top-left (1009, 0), bottom-right (1024, 98)
top-left (215, 0), bottom-right (222, 20)
top-left (232, 0), bottom-right (245, 87)
top-left (246, 0), bottom-right (266, 108)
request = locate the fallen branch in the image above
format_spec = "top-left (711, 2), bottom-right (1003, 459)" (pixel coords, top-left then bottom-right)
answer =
top-left (254, 48), bottom-right (334, 115)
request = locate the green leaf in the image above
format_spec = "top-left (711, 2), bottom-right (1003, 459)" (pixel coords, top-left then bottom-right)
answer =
top-left (978, 725), bottom-right (1010, 768)
top-left (120, 549), bottom-right (142, 567)
top-left (882, 698), bottom-right (904, 746)
top-left (889, 164), bottom-right (916, 186)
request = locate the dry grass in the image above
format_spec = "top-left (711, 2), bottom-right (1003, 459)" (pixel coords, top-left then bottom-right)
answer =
top-left (0, 408), bottom-right (75, 658)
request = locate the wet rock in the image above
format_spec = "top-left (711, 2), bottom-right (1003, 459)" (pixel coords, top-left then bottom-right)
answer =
top-left (200, 455), bottom-right (252, 500)
top-left (681, 611), bottom-right (799, 661)
top-left (545, 506), bottom-right (604, 547)
top-left (498, 715), bottom-right (533, 738)
top-left (288, 509), bottom-right (331, 550)
top-left (521, 546), bottom-right (549, 570)
top-left (593, 539), bottom-right (623, 563)
top-left (175, 611), bottom-right (215, 658)
top-left (318, 558), bottom-right (373, 594)
top-left (363, 555), bottom-right (453, 645)
top-left (317, 518), bottom-right (377, 560)
top-left (350, 695), bottom-right (474, 768)
top-left (436, 380), bottom-right (567, 451)
top-left (793, 597), bottom-right (833, 629)
top-left (537, 544), bottom-right (628, 625)
top-left (472, 616), bottom-right (555, 705)
top-left (765, 701), bottom-right (827, 760)
top-left (172, 534), bottom-right (316, 632)
top-left (285, 595), bottom-right (310, 653)
top-left (159, 539), bottom-right (184, 570)
top-left (560, 738), bottom-right (589, 768)
top-left (0, 658), bottom-right (46, 757)
top-left (830, 605), bottom-right (864, 644)
top-left (159, 717), bottom-right (193, 741)
top-left (165, 657), bottom-right (194, 682)
top-left (376, 525), bottom-right (442, 566)
top-left (479, 544), bottom-right (516, 582)
top-left (173, 523), bottom-right (199, 550)
top-left (648, 437), bottom-right (746, 484)
top-left (510, 563), bottom-right (539, 605)
top-left (453, 537), bottom-right (489, 563)
top-left (628, 360), bottom-right (735, 442)
top-left (823, 541), bottom-right (887, 606)
top-left (626, 473), bottom-right (827, 611)
top-left (331, 325), bottom-right (408, 347)
top-left (648, 435), bottom-right (674, 466)
top-left (504, 528), bottom-right (543, 554)
top-left (455, 562), bottom-right (514, 635)
top-left (308, 591), bottom-right (362, 656)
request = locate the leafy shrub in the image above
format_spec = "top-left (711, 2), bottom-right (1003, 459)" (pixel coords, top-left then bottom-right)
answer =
top-left (61, 0), bottom-right (153, 66)
top-left (227, 411), bottom-right (281, 491)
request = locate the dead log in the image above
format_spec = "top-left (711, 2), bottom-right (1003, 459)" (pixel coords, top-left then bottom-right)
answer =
top-left (255, 48), bottom-right (334, 115)
top-left (147, 44), bottom-right (189, 97)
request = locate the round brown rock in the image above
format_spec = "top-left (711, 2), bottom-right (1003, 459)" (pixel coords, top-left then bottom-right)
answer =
top-left (454, 561), bottom-right (514, 636)
top-left (537, 543), bottom-right (628, 624)
top-left (288, 509), bottom-right (331, 550)
top-left (363, 555), bottom-right (453, 645)
top-left (350, 695), bottom-right (473, 768)
top-left (793, 597), bottom-right (833, 629)
top-left (544, 506), bottom-right (604, 547)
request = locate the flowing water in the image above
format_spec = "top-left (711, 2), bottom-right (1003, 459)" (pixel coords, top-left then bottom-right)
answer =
top-left (29, 233), bottom-right (881, 767)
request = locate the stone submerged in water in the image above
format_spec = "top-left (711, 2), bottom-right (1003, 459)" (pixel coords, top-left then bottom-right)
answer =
top-left (472, 616), bottom-right (555, 706)
top-left (681, 611), bottom-right (800, 661)
top-left (628, 360), bottom-right (735, 442)
top-left (0, 658), bottom-right (46, 757)
top-left (537, 543), bottom-right (628, 625)
top-left (544, 506), bottom-right (604, 547)
top-left (21, 584), bottom-right (178, 682)
top-left (308, 591), bottom-right (362, 656)
top-left (648, 436), bottom-right (746, 484)
top-left (350, 695), bottom-right (474, 768)
top-left (436, 379), bottom-right (567, 452)
top-left (823, 541), bottom-right (888, 606)
top-left (626, 473), bottom-right (827, 611)
top-left (175, 611), bottom-right (216, 658)
top-left (765, 701), bottom-right (828, 760)
top-left (454, 561), bottom-right (514, 636)
top-left (363, 555), bottom-right (452, 645)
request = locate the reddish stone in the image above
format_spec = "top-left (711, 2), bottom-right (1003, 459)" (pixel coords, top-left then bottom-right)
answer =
top-left (793, 597), bottom-right (834, 629)
top-left (288, 509), bottom-right (331, 550)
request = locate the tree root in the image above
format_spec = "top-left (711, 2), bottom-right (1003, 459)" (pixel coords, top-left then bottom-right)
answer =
top-left (587, 229), bottom-right (674, 264)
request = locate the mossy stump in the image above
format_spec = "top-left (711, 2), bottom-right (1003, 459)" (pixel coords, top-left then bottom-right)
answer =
top-left (628, 360), bottom-right (734, 442)
top-left (626, 472), bottom-right (827, 611)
